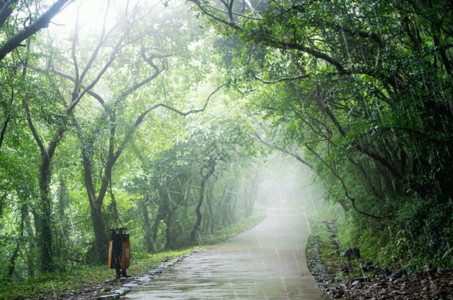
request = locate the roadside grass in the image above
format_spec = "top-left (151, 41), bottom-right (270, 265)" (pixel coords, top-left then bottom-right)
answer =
top-left (0, 210), bottom-right (266, 300)
top-left (306, 217), bottom-right (377, 286)
top-left (0, 248), bottom-right (198, 300)
top-left (198, 209), bottom-right (266, 245)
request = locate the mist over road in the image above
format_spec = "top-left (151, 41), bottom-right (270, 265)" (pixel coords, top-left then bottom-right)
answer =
top-left (126, 207), bottom-right (323, 299)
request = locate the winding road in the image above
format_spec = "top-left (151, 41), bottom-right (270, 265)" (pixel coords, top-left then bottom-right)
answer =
top-left (125, 207), bottom-right (323, 299)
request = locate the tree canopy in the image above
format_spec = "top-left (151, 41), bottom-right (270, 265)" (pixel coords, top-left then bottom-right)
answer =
top-left (0, 0), bottom-right (452, 285)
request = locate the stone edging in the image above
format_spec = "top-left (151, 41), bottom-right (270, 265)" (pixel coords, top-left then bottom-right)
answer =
top-left (96, 248), bottom-right (204, 299)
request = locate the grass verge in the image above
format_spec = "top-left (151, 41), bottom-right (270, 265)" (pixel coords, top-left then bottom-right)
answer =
top-left (198, 209), bottom-right (266, 245)
top-left (0, 248), bottom-right (198, 300)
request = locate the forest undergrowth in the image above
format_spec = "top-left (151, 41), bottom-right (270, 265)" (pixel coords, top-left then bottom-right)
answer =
top-left (306, 208), bottom-right (453, 299)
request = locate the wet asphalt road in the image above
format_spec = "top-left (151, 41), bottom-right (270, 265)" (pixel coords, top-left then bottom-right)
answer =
top-left (125, 207), bottom-right (323, 299)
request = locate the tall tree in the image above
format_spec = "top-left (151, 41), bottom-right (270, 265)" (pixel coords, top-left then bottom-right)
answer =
top-left (190, 0), bottom-right (453, 265)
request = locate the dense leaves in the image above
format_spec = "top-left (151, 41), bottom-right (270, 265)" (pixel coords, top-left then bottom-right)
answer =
top-left (1, 0), bottom-right (452, 289)
top-left (190, 0), bottom-right (453, 269)
top-left (0, 0), bottom-right (260, 283)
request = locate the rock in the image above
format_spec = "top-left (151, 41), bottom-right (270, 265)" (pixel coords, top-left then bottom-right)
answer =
top-left (116, 287), bottom-right (131, 295)
top-left (343, 247), bottom-right (361, 259)
top-left (147, 269), bottom-right (161, 276)
top-left (361, 260), bottom-right (375, 272)
top-left (97, 295), bottom-right (119, 299)
top-left (390, 269), bottom-right (407, 279)
top-left (351, 280), bottom-right (362, 288)
top-left (380, 267), bottom-right (392, 276)
top-left (122, 282), bottom-right (139, 288)
top-left (135, 276), bottom-right (150, 283)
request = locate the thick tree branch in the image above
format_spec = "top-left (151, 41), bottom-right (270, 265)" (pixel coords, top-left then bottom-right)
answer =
top-left (0, 114), bottom-right (9, 148)
top-left (315, 85), bottom-right (404, 180)
top-left (189, 0), bottom-right (242, 30)
top-left (0, 0), bottom-right (70, 61)
top-left (115, 84), bottom-right (225, 161)
top-left (305, 143), bottom-right (393, 219)
top-left (0, 89), bottom-right (14, 148)
top-left (315, 85), bottom-right (347, 136)
top-left (0, 0), bottom-right (18, 28)
top-left (254, 133), bottom-right (313, 169)
top-left (254, 73), bottom-right (310, 83)
top-left (278, 42), bottom-right (347, 74)
top-left (38, 67), bottom-right (106, 106)
top-left (204, 3), bottom-right (261, 20)
top-left (335, 24), bottom-right (384, 49)
top-left (22, 101), bottom-right (45, 156)
top-left (118, 51), bottom-right (173, 100)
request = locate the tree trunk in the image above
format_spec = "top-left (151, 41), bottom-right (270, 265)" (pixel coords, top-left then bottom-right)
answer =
top-left (25, 94), bottom-right (65, 272)
top-left (37, 149), bottom-right (55, 272)
top-left (164, 212), bottom-right (173, 250)
top-left (190, 162), bottom-right (216, 241)
top-left (151, 204), bottom-right (165, 252)
top-left (205, 186), bottom-right (214, 234)
top-left (81, 151), bottom-right (109, 264)
top-left (6, 202), bottom-right (26, 281)
top-left (141, 197), bottom-right (156, 252)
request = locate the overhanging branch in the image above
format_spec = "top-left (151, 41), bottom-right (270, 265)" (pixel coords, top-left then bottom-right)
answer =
top-left (0, 0), bottom-right (70, 61)
top-left (305, 143), bottom-right (394, 219)
top-left (254, 73), bottom-right (310, 84)
top-left (254, 133), bottom-right (313, 169)
top-left (114, 84), bottom-right (225, 161)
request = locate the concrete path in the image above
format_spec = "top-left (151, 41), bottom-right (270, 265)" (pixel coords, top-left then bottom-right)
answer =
top-left (125, 208), bottom-right (323, 299)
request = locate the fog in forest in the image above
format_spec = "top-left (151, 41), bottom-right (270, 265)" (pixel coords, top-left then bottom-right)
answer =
top-left (254, 154), bottom-right (324, 213)
top-left (1, 0), bottom-right (452, 298)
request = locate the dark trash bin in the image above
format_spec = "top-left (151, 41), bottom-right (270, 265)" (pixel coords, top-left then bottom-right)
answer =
top-left (108, 228), bottom-right (131, 279)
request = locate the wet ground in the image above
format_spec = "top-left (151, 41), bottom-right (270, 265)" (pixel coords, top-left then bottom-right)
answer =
top-left (124, 207), bottom-right (323, 299)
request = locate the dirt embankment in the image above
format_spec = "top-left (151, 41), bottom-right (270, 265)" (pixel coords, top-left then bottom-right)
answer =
top-left (306, 220), bottom-right (453, 299)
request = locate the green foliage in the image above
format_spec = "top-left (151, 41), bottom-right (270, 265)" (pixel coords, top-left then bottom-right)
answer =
top-left (0, 247), bottom-right (198, 300)
top-left (191, 0), bottom-right (453, 269)
top-left (0, 208), bottom-right (264, 299)
top-left (198, 208), bottom-right (266, 245)
top-left (3, 0), bottom-right (453, 288)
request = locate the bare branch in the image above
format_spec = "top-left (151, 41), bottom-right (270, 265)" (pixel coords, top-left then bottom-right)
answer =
top-left (78, 1), bottom-right (118, 85)
top-left (118, 51), bottom-right (174, 100)
top-left (71, 3), bottom-right (80, 98)
top-left (189, 0), bottom-right (242, 30)
top-left (66, 36), bottom-right (125, 113)
top-left (37, 67), bottom-right (106, 106)
top-left (254, 73), bottom-right (310, 84)
top-left (205, 3), bottom-right (262, 20)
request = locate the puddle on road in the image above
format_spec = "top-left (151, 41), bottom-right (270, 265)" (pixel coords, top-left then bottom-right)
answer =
top-left (124, 208), bottom-right (323, 299)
